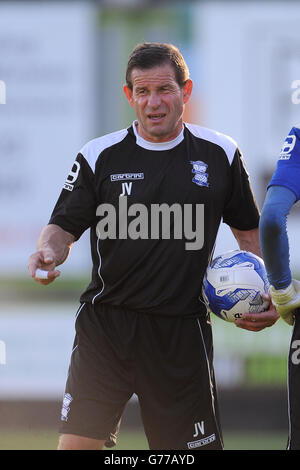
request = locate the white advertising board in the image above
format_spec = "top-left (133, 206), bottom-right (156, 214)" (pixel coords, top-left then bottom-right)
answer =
top-left (193, 2), bottom-right (300, 270)
top-left (0, 2), bottom-right (97, 275)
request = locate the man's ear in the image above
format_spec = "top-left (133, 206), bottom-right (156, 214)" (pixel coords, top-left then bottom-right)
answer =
top-left (183, 79), bottom-right (193, 104)
top-left (123, 84), bottom-right (134, 106)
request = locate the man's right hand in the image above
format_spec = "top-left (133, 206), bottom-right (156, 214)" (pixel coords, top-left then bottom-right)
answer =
top-left (28, 250), bottom-right (61, 285)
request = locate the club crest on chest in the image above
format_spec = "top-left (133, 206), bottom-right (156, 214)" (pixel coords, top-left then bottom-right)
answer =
top-left (190, 160), bottom-right (209, 187)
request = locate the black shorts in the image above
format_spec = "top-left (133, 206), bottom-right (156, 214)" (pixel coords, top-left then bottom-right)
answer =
top-left (59, 302), bottom-right (223, 450)
top-left (287, 310), bottom-right (300, 450)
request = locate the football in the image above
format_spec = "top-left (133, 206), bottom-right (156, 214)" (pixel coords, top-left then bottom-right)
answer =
top-left (202, 250), bottom-right (270, 322)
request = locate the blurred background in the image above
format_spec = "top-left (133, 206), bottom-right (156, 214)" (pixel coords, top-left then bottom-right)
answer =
top-left (0, 0), bottom-right (300, 450)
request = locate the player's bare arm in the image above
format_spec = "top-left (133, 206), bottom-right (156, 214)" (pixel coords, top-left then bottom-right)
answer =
top-left (28, 224), bottom-right (75, 285)
top-left (230, 226), bottom-right (280, 331)
top-left (230, 227), bottom-right (261, 257)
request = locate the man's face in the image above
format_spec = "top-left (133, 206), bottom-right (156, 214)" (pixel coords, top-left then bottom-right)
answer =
top-left (124, 63), bottom-right (193, 142)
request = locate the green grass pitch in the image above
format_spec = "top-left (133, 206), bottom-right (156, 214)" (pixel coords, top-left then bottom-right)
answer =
top-left (0, 429), bottom-right (287, 450)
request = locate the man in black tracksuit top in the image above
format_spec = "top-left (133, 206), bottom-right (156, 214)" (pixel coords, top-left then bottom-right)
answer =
top-left (28, 42), bottom-right (279, 450)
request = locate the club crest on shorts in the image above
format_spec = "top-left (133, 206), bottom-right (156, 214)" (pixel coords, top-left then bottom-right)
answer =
top-left (190, 161), bottom-right (209, 187)
top-left (61, 393), bottom-right (73, 422)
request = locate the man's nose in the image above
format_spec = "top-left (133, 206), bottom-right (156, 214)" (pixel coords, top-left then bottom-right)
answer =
top-left (147, 92), bottom-right (161, 108)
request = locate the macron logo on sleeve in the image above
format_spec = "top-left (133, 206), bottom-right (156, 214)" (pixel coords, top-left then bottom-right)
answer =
top-left (63, 161), bottom-right (80, 191)
top-left (279, 134), bottom-right (296, 160)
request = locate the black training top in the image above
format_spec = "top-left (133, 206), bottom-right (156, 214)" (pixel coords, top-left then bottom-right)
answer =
top-left (49, 121), bottom-right (260, 317)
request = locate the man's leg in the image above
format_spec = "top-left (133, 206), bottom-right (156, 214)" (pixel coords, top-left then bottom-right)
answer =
top-left (58, 434), bottom-right (106, 450)
top-left (136, 313), bottom-right (223, 450)
top-left (58, 303), bottom-right (135, 449)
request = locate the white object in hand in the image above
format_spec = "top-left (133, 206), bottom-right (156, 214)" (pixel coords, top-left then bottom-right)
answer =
top-left (35, 269), bottom-right (50, 280)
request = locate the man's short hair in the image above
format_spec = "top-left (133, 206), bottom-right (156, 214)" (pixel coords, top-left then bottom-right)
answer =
top-left (126, 42), bottom-right (190, 90)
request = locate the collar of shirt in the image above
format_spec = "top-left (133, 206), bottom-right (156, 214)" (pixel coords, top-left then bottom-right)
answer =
top-left (132, 120), bottom-right (184, 151)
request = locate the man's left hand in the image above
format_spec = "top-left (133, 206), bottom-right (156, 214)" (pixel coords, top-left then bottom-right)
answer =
top-left (235, 294), bottom-right (279, 332)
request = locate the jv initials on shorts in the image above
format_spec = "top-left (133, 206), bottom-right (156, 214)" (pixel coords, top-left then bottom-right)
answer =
top-left (193, 421), bottom-right (205, 437)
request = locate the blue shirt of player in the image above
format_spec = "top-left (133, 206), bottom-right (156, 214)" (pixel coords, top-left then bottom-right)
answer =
top-left (259, 126), bottom-right (300, 290)
top-left (268, 126), bottom-right (300, 200)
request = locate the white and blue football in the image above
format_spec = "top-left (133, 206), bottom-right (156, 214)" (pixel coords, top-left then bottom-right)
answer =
top-left (202, 250), bottom-right (270, 322)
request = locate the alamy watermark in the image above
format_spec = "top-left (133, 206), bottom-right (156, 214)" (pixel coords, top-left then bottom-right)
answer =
top-left (96, 197), bottom-right (204, 250)
top-left (0, 340), bottom-right (6, 365)
top-left (291, 340), bottom-right (300, 365)
top-left (0, 80), bottom-right (6, 104)
top-left (291, 80), bottom-right (300, 105)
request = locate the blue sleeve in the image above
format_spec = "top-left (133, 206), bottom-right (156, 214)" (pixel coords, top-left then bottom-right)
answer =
top-left (268, 126), bottom-right (300, 200)
top-left (259, 186), bottom-right (296, 290)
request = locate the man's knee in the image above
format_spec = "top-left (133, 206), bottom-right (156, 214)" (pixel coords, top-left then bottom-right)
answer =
top-left (58, 433), bottom-right (106, 450)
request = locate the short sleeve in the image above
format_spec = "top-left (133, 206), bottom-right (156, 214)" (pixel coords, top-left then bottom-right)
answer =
top-left (49, 153), bottom-right (97, 240)
top-left (268, 126), bottom-right (300, 201)
top-left (222, 148), bottom-right (260, 230)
